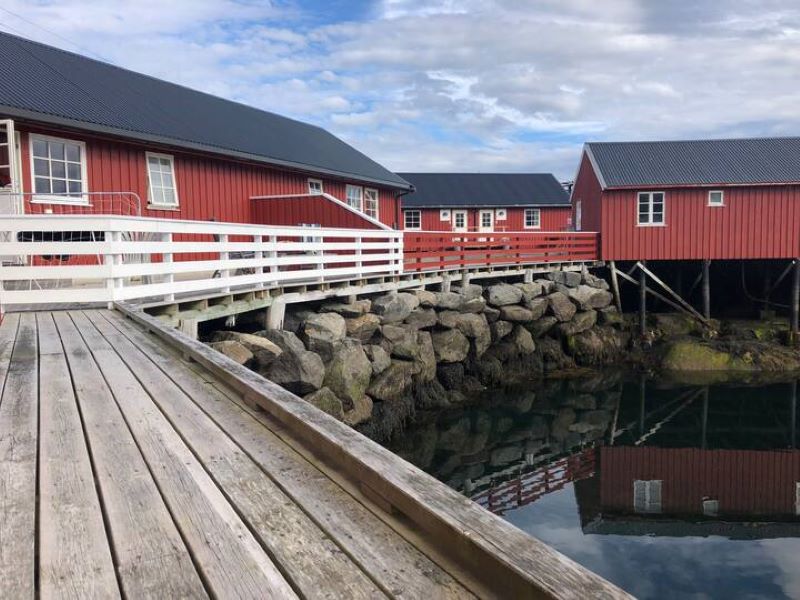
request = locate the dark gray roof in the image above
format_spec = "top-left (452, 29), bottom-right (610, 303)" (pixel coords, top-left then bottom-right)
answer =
top-left (0, 32), bottom-right (410, 190)
top-left (586, 138), bottom-right (800, 189)
top-left (397, 173), bottom-right (569, 208)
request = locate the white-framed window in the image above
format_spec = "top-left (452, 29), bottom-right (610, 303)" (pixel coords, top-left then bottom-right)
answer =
top-left (633, 480), bottom-right (662, 514)
top-left (404, 209), bottom-right (421, 230)
top-left (480, 210), bottom-right (493, 230)
top-left (146, 152), bottom-right (178, 207)
top-left (453, 210), bottom-right (467, 231)
top-left (708, 190), bottom-right (724, 207)
top-left (364, 187), bottom-right (379, 219)
top-left (496, 208), bottom-right (507, 221)
top-left (308, 178), bottom-right (323, 195)
top-left (30, 134), bottom-right (88, 203)
top-left (637, 191), bottom-right (665, 226)
top-left (524, 208), bottom-right (541, 229)
top-left (439, 209), bottom-right (451, 221)
top-left (346, 184), bottom-right (363, 211)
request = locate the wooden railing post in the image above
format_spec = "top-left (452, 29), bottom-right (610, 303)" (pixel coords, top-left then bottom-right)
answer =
top-left (219, 233), bottom-right (230, 293)
top-left (162, 232), bottom-right (174, 302)
top-left (103, 230), bottom-right (121, 309)
top-left (268, 234), bottom-right (279, 282)
top-left (254, 234), bottom-right (264, 289)
top-left (355, 235), bottom-right (363, 278)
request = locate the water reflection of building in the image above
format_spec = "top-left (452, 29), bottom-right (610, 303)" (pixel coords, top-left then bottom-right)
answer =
top-left (577, 446), bottom-right (800, 539)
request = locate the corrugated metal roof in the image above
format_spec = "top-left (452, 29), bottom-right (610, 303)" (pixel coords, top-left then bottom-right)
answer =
top-left (586, 138), bottom-right (800, 188)
top-left (397, 173), bottom-right (569, 208)
top-left (0, 32), bottom-right (411, 190)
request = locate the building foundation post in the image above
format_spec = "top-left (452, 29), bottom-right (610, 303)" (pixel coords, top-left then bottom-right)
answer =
top-left (639, 262), bottom-right (647, 338)
top-left (609, 260), bottom-right (622, 313)
top-left (702, 259), bottom-right (711, 320)
top-left (266, 299), bottom-right (286, 330)
top-left (791, 259), bottom-right (800, 343)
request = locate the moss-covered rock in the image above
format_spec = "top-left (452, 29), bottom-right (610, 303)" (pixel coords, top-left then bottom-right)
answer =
top-left (661, 340), bottom-right (734, 371)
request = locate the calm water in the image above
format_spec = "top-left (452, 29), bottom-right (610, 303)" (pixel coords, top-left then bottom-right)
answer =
top-left (388, 373), bottom-right (800, 599)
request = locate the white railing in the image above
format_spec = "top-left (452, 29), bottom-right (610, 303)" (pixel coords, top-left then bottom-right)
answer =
top-left (0, 215), bottom-right (404, 307)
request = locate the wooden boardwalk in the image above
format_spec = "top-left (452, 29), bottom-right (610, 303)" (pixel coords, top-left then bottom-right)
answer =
top-left (0, 308), bottom-right (630, 599)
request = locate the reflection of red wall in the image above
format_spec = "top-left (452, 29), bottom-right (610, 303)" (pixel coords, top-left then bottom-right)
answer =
top-left (15, 122), bottom-right (401, 227)
top-left (600, 447), bottom-right (800, 517)
top-left (406, 206), bottom-right (572, 231)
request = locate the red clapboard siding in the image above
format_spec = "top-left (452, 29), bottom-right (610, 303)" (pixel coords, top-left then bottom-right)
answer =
top-left (600, 446), bottom-right (800, 517)
top-left (406, 206), bottom-right (572, 232)
top-left (15, 123), bottom-right (400, 228)
top-left (571, 153), bottom-right (602, 232)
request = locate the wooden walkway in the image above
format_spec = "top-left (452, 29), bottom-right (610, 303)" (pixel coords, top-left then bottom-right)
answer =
top-left (0, 308), bottom-right (630, 599)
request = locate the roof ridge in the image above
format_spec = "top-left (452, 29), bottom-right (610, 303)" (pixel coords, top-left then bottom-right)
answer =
top-left (588, 135), bottom-right (800, 146)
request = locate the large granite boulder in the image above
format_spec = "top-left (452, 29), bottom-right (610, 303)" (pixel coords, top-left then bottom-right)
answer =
top-left (320, 299), bottom-right (371, 317)
top-left (453, 284), bottom-right (484, 300)
top-left (583, 272), bottom-right (610, 290)
top-left (415, 331), bottom-right (437, 382)
top-left (414, 289), bottom-right (438, 308)
top-left (266, 348), bottom-right (325, 395)
top-left (527, 315), bottom-right (558, 338)
top-left (499, 305), bottom-right (533, 323)
top-left (461, 297), bottom-right (487, 313)
top-left (343, 395), bottom-right (374, 427)
top-left (491, 320), bottom-right (513, 341)
top-left (557, 310), bottom-right (598, 336)
top-left (212, 330), bottom-right (282, 357)
top-left (526, 297), bottom-right (548, 320)
top-left (598, 306), bottom-right (623, 327)
top-left (510, 326), bottom-right (536, 355)
top-left (323, 339), bottom-right (372, 405)
top-left (367, 360), bottom-right (415, 402)
top-left (303, 387), bottom-right (344, 420)
top-left (381, 324), bottom-right (419, 360)
top-left (303, 312), bottom-right (347, 362)
top-left (485, 283), bottom-right (524, 306)
top-left (547, 291), bottom-right (577, 322)
top-left (515, 282), bottom-right (544, 301)
top-left (364, 344), bottom-right (391, 375)
top-left (208, 340), bottom-right (253, 365)
top-left (547, 271), bottom-right (582, 288)
top-left (452, 313), bottom-right (491, 357)
top-left (404, 308), bottom-right (438, 329)
top-left (257, 329), bottom-right (305, 354)
top-left (431, 329), bottom-right (470, 363)
top-left (567, 285), bottom-right (613, 311)
top-left (483, 306), bottom-right (501, 323)
top-left (434, 291), bottom-right (464, 310)
top-left (345, 313), bottom-right (381, 342)
top-left (372, 293), bottom-right (420, 323)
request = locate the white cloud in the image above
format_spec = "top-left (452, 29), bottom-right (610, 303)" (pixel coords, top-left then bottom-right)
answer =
top-left (1, 0), bottom-right (800, 179)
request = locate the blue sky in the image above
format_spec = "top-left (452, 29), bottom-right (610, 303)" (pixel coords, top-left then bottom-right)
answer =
top-left (2, 0), bottom-right (800, 179)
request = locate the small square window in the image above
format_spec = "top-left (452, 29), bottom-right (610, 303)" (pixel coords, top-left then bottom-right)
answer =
top-left (524, 208), bottom-right (541, 229)
top-left (496, 209), bottom-right (507, 221)
top-left (440, 209), bottom-right (451, 221)
top-left (308, 178), bottom-right (323, 195)
top-left (708, 190), bottom-right (724, 206)
top-left (404, 210), bottom-right (421, 230)
top-left (146, 152), bottom-right (179, 207)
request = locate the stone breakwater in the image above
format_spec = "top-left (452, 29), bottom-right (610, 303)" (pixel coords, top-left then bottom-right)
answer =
top-left (205, 270), bottom-right (629, 441)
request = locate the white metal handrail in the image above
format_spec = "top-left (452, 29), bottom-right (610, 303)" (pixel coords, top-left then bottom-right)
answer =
top-left (0, 214), bottom-right (404, 308)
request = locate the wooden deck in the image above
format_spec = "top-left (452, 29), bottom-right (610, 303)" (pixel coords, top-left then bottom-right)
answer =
top-left (0, 308), bottom-right (630, 599)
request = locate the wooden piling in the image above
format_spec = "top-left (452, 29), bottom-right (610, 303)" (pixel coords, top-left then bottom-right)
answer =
top-left (609, 261), bottom-right (622, 313)
top-left (791, 259), bottom-right (800, 343)
top-left (702, 260), bottom-right (711, 320)
top-left (639, 263), bottom-right (647, 338)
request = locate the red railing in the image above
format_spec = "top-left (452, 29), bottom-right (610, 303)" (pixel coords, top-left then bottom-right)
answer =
top-left (403, 230), bottom-right (599, 272)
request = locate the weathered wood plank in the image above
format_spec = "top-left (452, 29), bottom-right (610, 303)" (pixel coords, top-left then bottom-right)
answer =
top-left (87, 310), bottom-right (386, 600)
top-left (115, 304), bottom-right (633, 600)
top-left (55, 312), bottom-right (209, 599)
top-left (36, 312), bottom-right (121, 600)
top-left (74, 313), bottom-right (298, 599)
top-left (100, 309), bottom-right (476, 599)
top-left (0, 313), bottom-right (36, 600)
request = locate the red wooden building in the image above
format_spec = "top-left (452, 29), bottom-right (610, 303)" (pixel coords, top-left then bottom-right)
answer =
top-left (572, 138), bottom-right (800, 261)
top-left (397, 173), bottom-right (571, 232)
top-left (0, 32), bottom-right (411, 229)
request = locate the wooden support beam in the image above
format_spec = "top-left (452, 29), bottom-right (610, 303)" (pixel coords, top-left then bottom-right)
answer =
top-left (609, 261), bottom-right (622, 313)
top-left (791, 380), bottom-right (797, 449)
top-left (792, 259), bottom-right (800, 343)
top-left (702, 259), bottom-right (711, 320)
top-left (639, 263), bottom-right (647, 337)
top-left (634, 262), bottom-right (710, 326)
top-left (614, 268), bottom-right (701, 320)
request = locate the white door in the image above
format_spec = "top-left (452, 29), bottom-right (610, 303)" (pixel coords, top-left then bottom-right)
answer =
top-left (478, 210), bottom-right (494, 232)
top-left (0, 120), bottom-right (21, 215)
top-left (452, 210), bottom-right (467, 232)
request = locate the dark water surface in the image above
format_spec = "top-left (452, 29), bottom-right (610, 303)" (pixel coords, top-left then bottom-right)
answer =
top-left (388, 373), bottom-right (800, 599)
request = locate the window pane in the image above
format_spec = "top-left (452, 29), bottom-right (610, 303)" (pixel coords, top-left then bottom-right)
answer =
top-left (51, 160), bottom-right (66, 178)
top-left (161, 172), bottom-right (174, 189)
top-left (52, 179), bottom-right (67, 194)
top-left (34, 158), bottom-right (50, 177)
top-left (162, 189), bottom-right (175, 205)
top-left (150, 170), bottom-right (163, 189)
top-left (148, 156), bottom-right (160, 169)
top-left (35, 177), bottom-right (51, 194)
top-left (65, 143), bottom-right (81, 163)
top-left (32, 139), bottom-right (48, 158)
top-left (49, 142), bottom-right (64, 160)
top-left (68, 181), bottom-right (82, 194)
top-left (67, 163), bottom-right (81, 180)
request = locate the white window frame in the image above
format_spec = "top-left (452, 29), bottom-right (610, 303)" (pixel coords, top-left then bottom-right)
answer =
top-left (495, 208), bottom-right (507, 221)
top-left (146, 152), bottom-right (179, 208)
top-left (524, 208), bottom-right (541, 229)
top-left (452, 210), bottom-right (467, 231)
top-left (479, 209), bottom-right (494, 232)
top-left (364, 187), bottom-right (379, 219)
top-left (346, 184), bottom-right (363, 211)
top-left (708, 190), bottom-right (724, 207)
top-left (308, 178), bottom-right (324, 195)
top-left (637, 191), bottom-right (666, 226)
top-left (404, 209), bottom-right (421, 230)
top-left (29, 133), bottom-right (89, 205)
top-left (439, 209), bottom-right (451, 221)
